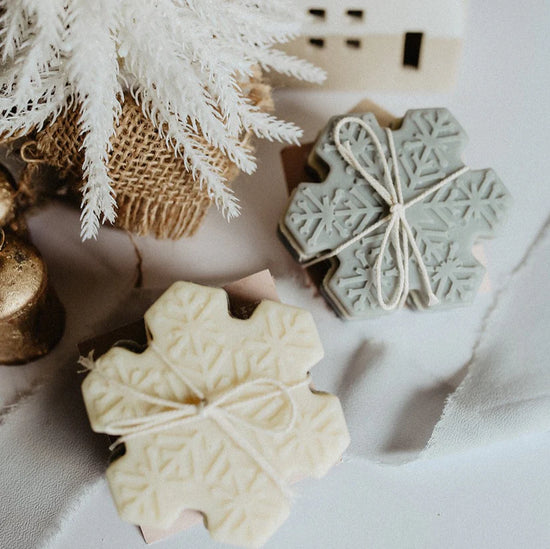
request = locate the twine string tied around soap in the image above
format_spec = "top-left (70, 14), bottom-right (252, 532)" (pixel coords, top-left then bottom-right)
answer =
top-left (79, 350), bottom-right (311, 499)
top-left (303, 116), bottom-right (470, 310)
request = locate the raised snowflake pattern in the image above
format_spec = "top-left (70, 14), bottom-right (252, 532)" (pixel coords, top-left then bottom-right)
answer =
top-left (280, 108), bottom-right (510, 318)
top-left (82, 282), bottom-right (349, 548)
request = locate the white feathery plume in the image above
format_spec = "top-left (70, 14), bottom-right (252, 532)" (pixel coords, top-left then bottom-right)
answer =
top-left (253, 47), bottom-right (327, 84)
top-left (0, 0), bottom-right (31, 62)
top-left (65, 0), bottom-right (122, 239)
top-left (0, 0), bottom-right (325, 239)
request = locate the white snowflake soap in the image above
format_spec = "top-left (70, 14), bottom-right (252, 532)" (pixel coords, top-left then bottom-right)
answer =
top-left (279, 108), bottom-right (510, 319)
top-left (81, 281), bottom-right (349, 548)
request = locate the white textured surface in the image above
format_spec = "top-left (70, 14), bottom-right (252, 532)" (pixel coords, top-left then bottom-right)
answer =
top-left (1, 0), bottom-right (549, 548)
top-left (423, 219), bottom-right (550, 458)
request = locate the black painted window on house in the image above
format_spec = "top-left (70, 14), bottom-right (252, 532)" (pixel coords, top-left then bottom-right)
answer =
top-left (346, 38), bottom-right (361, 49)
top-left (403, 32), bottom-right (423, 68)
top-left (308, 8), bottom-right (326, 19)
top-left (309, 37), bottom-right (325, 48)
top-left (346, 9), bottom-right (364, 20)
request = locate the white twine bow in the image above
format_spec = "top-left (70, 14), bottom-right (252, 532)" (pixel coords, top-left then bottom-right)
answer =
top-left (80, 346), bottom-right (311, 498)
top-left (303, 116), bottom-right (470, 310)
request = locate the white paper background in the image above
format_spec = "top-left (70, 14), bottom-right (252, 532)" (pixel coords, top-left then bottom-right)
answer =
top-left (1, 0), bottom-right (549, 548)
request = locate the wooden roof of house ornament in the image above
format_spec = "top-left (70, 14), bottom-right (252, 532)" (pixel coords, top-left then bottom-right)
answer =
top-left (274, 0), bottom-right (467, 90)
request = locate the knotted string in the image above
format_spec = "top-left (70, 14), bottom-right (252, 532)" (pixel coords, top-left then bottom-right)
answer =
top-left (80, 349), bottom-right (312, 499)
top-left (303, 116), bottom-right (470, 310)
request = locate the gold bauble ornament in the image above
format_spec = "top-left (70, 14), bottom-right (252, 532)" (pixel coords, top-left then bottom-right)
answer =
top-left (0, 230), bottom-right (65, 364)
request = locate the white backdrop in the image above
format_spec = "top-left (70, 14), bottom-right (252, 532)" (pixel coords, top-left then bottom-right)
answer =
top-left (1, 1), bottom-right (549, 548)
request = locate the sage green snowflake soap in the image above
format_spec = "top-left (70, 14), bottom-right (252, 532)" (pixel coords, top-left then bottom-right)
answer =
top-left (81, 281), bottom-right (349, 548)
top-left (279, 108), bottom-right (510, 319)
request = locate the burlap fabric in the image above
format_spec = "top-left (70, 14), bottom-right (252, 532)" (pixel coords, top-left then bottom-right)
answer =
top-left (18, 77), bottom-right (273, 239)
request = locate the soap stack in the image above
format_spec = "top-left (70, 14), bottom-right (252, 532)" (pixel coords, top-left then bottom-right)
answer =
top-left (279, 108), bottom-right (510, 319)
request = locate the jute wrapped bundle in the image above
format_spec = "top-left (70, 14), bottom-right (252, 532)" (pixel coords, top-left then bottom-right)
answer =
top-left (20, 76), bottom-right (273, 239)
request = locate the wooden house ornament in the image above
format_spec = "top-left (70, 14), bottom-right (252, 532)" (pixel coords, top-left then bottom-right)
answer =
top-left (277, 0), bottom-right (466, 91)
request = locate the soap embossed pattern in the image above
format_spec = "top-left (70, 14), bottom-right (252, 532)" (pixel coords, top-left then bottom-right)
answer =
top-left (81, 281), bottom-right (350, 548)
top-left (280, 108), bottom-right (510, 319)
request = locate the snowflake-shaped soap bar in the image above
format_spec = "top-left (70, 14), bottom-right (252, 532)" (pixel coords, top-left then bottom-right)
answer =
top-left (81, 282), bottom-right (349, 548)
top-left (279, 108), bottom-right (510, 319)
